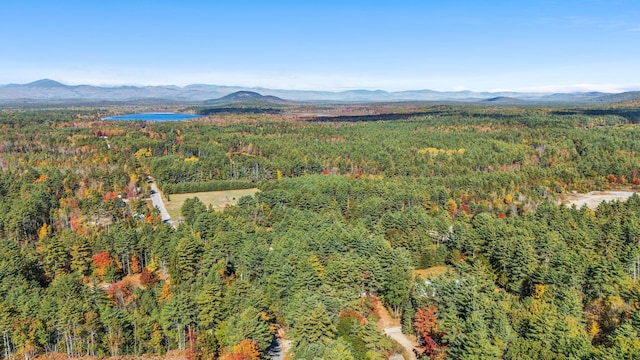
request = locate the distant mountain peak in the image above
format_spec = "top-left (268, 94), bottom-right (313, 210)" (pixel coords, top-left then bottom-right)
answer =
top-left (205, 91), bottom-right (287, 105)
top-left (483, 96), bottom-right (523, 103)
top-left (221, 91), bottom-right (269, 100)
top-left (25, 79), bottom-right (67, 88)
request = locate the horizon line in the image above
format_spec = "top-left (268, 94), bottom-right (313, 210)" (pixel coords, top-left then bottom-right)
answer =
top-left (3, 78), bottom-right (640, 95)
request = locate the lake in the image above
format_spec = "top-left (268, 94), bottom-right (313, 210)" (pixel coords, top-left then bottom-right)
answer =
top-left (102, 113), bottom-right (202, 121)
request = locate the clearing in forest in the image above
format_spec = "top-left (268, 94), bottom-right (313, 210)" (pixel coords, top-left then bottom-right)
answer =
top-left (413, 266), bottom-right (449, 279)
top-left (164, 188), bottom-right (259, 218)
top-left (560, 190), bottom-right (637, 209)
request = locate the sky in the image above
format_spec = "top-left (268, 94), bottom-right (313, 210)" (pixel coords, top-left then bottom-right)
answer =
top-left (1, 0), bottom-right (639, 92)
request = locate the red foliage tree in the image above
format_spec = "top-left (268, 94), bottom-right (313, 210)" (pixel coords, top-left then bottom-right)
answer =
top-left (414, 306), bottom-right (440, 355)
top-left (139, 268), bottom-right (158, 287)
top-left (414, 306), bottom-right (438, 340)
top-left (103, 191), bottom-right (119, 201)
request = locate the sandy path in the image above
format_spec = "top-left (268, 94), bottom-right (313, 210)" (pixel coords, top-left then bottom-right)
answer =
top-left (383, 326), bottom-right (418, 360)
top-left (374, 299), bottom-right (418, 360)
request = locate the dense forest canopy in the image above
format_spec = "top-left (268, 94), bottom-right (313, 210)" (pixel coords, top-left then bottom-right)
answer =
top-left (0, 103), bottom-right (640, 359)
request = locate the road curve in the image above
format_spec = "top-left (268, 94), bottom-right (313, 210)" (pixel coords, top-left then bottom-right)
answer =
top-left (384, 326), bottom-right (418, 360)
top-left (373, 299), bottom-right (419, 360)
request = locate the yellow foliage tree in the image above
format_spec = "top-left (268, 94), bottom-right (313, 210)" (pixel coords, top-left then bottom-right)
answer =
top-left (309, 255), bottom-right (325, 278)
top-left (38, 223), bottom-right (49, 241)
top-left (134, 147), bottom-right (152, 159)
top-left (446, 198), bottom-right (457, 215)
top-left (505, 194), bottom-right (513, 204)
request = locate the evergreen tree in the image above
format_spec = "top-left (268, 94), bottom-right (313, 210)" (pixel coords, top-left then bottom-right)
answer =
top-left (323, 339), bottom-right (356, 360)
top-left (224, 306), bottom-right (273, 353)
top-left (448, 311), bottom-right (501, 360)
top-left (291, 303), bottom-right (336, 350)
top-left (197, 279), bottom-right (225, 333)
top-left (169, 236), bottom-right (202, 285)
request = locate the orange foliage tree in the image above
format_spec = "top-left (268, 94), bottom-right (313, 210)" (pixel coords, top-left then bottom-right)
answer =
top-left (92, 251), bottom-right (113, 277)
top-left (131, 253), bottom-right (141, 274)
top-left (220, 339), bottom-right (260, 360)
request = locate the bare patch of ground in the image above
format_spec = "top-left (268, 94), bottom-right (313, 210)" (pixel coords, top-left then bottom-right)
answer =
top-left (560, 190), bottom-right (638, 209)
top-left (164, 188), bottom-right (259, 218)
top-left (413, 266), bottom-right (449, 279)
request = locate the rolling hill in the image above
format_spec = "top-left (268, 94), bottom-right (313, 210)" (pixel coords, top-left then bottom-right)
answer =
top-left (1, 79), bottom-right (640, 104)
top-left (204, 91), bottom-right (289, 105)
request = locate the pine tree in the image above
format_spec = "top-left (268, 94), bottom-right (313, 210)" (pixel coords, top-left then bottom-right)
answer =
top-left (291, 304), bottom-right (336, 349)
top-left (323, 339), bottom-right (356, 360)
top-left (197, 280), bottom-right (224, 332)
top-left (170, 236), bottom-right (202, 285)
top-left (382, 265), bottom-right (410, 317)
top-left (448, 311), bottom-right (501, 360)
top-left (224, 306), bottom-right (273, 353)
top-left (70, 240), bottom-right (91, 276)
top-left (160, 290), bottom-right (197, 350)
top-left (42, 236), bottom-right (70, 279)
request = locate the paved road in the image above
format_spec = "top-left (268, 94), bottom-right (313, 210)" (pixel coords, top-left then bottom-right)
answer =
top-left (149, 181), bottom-right (171, 222)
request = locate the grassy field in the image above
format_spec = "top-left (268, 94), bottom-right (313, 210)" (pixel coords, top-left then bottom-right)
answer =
top-left (413, 266), bottom-right (449, 279)
top-left (164, 188), bottom-right (259, 219)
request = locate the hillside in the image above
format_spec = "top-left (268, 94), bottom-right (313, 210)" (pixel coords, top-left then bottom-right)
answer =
top-left (593, 91), bottom-right (640, 103)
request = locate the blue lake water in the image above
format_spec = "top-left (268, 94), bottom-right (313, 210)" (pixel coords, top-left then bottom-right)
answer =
top-left (102, 113), bottom-right (202, 121)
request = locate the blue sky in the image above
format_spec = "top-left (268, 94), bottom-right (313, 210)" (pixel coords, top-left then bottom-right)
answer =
top-left (1, 0), bottom-right (639, 92)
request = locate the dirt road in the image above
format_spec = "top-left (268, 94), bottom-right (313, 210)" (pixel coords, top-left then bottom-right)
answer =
top-left (383, 326), bottom-right (418, 360)
top-left (374, 299), bottom-right (418, 360)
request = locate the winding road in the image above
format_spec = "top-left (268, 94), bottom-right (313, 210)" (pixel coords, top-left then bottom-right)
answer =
top-left (374, 299), bottom-right (419, 360)
top-left (266, 301), bottom-right (417, 360)
top-left (383, 326), bottom-right (418, 360)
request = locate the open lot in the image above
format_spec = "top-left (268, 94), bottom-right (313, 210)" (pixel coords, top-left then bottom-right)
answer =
top-left (560, 190), bottom-right (638, 209)
top-left (164, 188), bottom-right (259, 219)
top-left (413, 265), bottom-right (449, 279)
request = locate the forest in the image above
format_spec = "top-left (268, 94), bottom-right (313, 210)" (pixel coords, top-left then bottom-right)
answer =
top-left (1, 101), bottom-right (640, 359)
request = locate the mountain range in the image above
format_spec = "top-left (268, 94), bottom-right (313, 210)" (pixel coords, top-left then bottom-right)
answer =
top-left (1, 79), bottom-right (639, 104)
